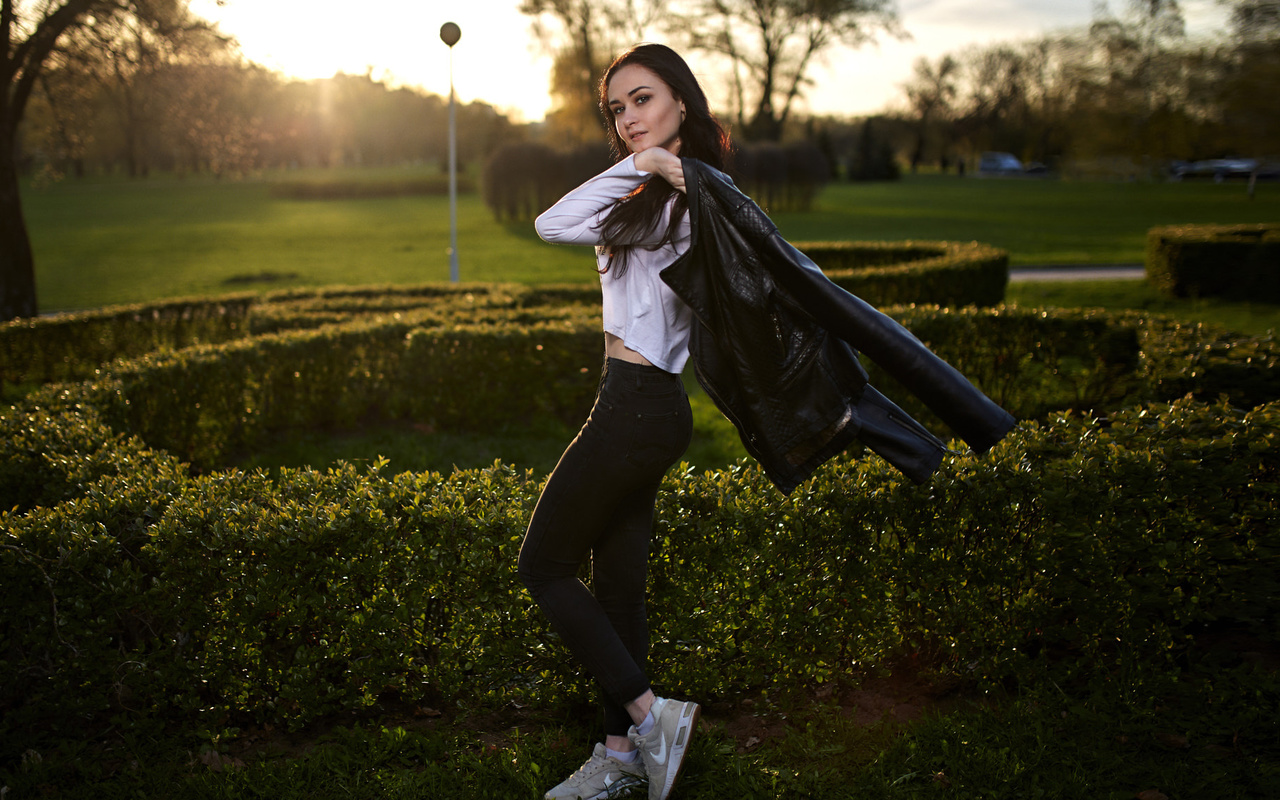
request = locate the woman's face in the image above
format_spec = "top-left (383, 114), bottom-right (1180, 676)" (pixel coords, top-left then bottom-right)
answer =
top-left (606, 64), bottom-right (685, 155)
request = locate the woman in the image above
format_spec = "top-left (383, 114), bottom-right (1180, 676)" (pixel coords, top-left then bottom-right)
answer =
top-left (518, 43), bottom-right (731, 800)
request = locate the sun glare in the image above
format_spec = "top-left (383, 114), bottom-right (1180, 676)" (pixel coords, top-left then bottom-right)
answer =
top-left (192, 0), bottom-right (553, 123)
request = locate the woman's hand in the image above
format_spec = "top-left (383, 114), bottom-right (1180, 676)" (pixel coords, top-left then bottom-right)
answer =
top-left (635, 147), bottom-right (686, 194)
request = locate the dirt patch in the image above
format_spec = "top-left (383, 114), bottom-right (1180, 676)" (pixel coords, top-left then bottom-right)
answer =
top-left (705, 666), bottom-right (972, 753)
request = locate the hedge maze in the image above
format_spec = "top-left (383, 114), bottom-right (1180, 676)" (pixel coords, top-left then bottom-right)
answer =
top-left (3, 243), bottom-right (1278, 741)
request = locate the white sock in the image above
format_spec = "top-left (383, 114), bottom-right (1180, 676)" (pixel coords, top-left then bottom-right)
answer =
top-left (607, 745), bottom-right (639, 763)
top-left (636, 710), bottom-right (655, 737)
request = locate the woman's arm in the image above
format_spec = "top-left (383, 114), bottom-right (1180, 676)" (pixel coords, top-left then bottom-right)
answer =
top-left (534, 150), bottom-right (687, 246)
top-left (534, 155), bottom-right (649, 245)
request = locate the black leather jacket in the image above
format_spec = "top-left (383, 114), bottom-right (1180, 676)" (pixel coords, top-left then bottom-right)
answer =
top-left (660, 158), bottom-right (1016, 494)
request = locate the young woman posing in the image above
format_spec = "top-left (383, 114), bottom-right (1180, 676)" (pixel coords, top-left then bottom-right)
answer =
top-left (518, 44), bottom-right (731, 800)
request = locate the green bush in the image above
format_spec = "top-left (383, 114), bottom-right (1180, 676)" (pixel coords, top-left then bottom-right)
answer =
top-left (794, 240), bottom-right (1008, 307)
top-left (69, 315), bottom-right (600, 471)
top-left (481, 142), bottom-right (610, 222)
top-left (0, 240), bottom-right (1006, 394)
top-left (5, 278), bottom-right (1280, 749)
top-left (5, 302), bottom-right (1278, 482)
top-left (735, 141), bottom-right (832, 212)
top-left (0, 295), bottom-right (256, 392)
top-left (3, 399), bottom-right (1276, 744)
top-left (1147, 222), bottom-right (1280, 300)
top-left (0, 393), bottom-right (183, 514)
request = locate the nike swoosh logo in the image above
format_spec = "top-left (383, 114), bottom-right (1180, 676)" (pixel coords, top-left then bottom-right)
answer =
top-left (651, 731), bottom-right (668, 766)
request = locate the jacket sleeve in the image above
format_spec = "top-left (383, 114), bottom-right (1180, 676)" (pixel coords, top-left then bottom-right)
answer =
top-left (689, 159), bottom-right (1016, 454)
top-left (766, 231), bottom-right (1014, 452)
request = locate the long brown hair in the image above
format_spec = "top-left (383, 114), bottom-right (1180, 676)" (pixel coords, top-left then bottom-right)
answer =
top-left (596, 44), bottom-right (731, 277)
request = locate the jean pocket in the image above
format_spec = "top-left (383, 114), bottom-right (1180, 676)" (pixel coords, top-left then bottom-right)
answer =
top-left (623, 405), bottom-right (691, 471)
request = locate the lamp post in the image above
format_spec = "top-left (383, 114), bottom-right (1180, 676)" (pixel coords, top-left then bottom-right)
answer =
top-left (440, 22), bottom-right (461, 282)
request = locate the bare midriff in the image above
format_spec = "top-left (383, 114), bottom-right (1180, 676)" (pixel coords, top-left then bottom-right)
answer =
top-left (604, 332), bottom-right (654, 366)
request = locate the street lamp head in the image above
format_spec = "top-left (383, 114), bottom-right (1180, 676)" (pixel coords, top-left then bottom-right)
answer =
top-left (440, 22), bottom-right (461, 47)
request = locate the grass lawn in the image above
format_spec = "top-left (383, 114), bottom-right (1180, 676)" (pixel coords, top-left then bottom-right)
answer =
top-left (1007, 278), bottom-right (1280, 337)
top-left (783, 174), bottom-right (1280, 266)
top-left (21, 169), bottom-right (1280, 313)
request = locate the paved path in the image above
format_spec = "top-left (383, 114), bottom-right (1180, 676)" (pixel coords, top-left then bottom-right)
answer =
top-left (1010, 264), bottom-right (1145, 282)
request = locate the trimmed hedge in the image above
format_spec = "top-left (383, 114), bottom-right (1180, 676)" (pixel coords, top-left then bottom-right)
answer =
top-left (0, 239), bottom-right (1004, 394)
top-left (5, 273), bottom-right (1280, 748)
top-left (0, 295), bottom-right (256, 390)
top-left (793, 240), bottom-right (1008, 308)
top-left (5, 303), bottom-right (1279, 483)
top-left (880, 306), bottom-right (1280, 422)
top-left (2, 399), bottom-right (1276, 743)
top-left (72, 316), bottom-right (601, 472)
top-left (1147, 222), bottom-right (1280, 300)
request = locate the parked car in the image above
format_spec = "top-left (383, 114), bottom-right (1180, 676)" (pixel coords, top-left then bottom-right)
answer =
top-left (1169, 158), bottom-right (1267, 182)
top-left (978, 151), bottom-right (1023, 175)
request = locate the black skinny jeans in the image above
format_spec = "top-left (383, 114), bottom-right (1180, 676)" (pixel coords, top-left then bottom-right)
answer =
top-left (519, 357), bottom-right (693, 736)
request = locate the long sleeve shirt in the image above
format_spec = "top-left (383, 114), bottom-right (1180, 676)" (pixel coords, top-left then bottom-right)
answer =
top-left (534, 154), bottom-right (693, 374)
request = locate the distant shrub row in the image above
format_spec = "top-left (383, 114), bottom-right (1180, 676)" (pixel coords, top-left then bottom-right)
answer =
top-left (480, 140), bottom-right (842, 221)
top-left (3, 397), bottom-right (1276, 739)
top-left (731, 141), bottom-right (831, 212)
top-left (0, 240), bottom-right (1009, 393)
top-left (481, 143), bottom-right (611, 222)
top-left (1147, 222), bottom-right (1280, 301)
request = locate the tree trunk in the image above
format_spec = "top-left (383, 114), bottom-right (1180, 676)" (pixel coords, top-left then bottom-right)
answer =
top-left (0, 125), bottom-right (38, 321)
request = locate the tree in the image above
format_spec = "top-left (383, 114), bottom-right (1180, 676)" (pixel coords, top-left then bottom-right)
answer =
top-left (676, 0), bottom-right (901, 141)
top-left (1079, 0), bottom-right (1189, 165)
top-left (1, 0), bottom-right (211, 321)
top-left (902, 54), bottom-right (957, 171)
top-left (520, 0), bottom-right (662, 143)
top-left (1216, 0), bottom-right (1280, 156)
top-left (952, 44), bottom-right (1035, 157)
top-left (4, 0), bottom-right (106, 320)
top-left (56, 0), bottom-right (225, 176)
top-left (1220, 0), bottom-right (1280, 42)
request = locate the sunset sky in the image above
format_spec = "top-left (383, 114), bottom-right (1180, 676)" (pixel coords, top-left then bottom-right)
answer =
top-left (190, 0), bottom-right (1231, 123)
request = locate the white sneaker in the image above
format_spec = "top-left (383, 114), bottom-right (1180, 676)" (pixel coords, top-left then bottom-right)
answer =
top-left (628, 696), bottom-right (700, 800)
top-left (544, 742), bottom-right (647, 799)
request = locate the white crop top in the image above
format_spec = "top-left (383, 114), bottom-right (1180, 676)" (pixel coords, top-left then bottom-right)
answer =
top-left (534, 154), bottom-right (693, 374)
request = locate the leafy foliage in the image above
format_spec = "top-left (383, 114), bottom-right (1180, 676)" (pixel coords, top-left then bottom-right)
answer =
top-left (4, 393), bottom-right (1278, 748)
top-left (3, 278), bottom-right (1278, 791)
